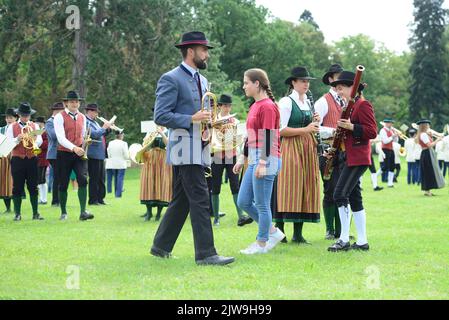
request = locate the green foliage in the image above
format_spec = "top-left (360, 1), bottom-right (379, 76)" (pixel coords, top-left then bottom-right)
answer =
top-left (409, 0), bottom-right (448, 130)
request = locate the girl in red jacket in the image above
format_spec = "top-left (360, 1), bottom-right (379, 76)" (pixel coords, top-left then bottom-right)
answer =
top-left (327, 71), bottom-right (378, 252)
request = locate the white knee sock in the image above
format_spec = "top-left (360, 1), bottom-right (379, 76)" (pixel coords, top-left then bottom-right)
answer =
top-left (338, 206), bottom-right (351, 243)
top-left (41, 183), bottom-right (48, 202)
top-left (371, 173), bottom-right (378, 189)
top-left (388, 171), bottom-right (395, 186)
top-left (353, 209), bottom-right (368, 245)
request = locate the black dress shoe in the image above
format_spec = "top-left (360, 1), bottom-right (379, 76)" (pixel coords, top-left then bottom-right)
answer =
top-left (60, 214), bottom-right (68, 221)
top-left (150, 247), bottom-right (172, 259)
top-left (351, 242), bottom-right (370, 251)
top-left (328, 239), bottom-right (350, 252)
top-left (291, 236), bottom-right (311, 245)
top-left (144, 213), bottom-right (153, 221)
top-left (32, 214), bottom-right (44, 220)
top-left (13, 214), bottom-right (21, 221)
top-left (140, 212), bottom-right (148, 218)
top-left (98, 201), bottom-right (107, 205)
top-left (219, 212), bottom-right (226, 218)
top-left (237, 216), bottom-right (253, 227)
top-left (196, 255), bottom-right (235, 266)
top-left (373, 186), bottom-right (384, 191)
top-left (79, 212), bottom-right (94, 221)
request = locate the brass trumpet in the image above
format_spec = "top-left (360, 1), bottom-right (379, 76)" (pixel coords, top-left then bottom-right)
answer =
top-left (411, 123), bottom-right (444, 139)
top-left (134, 130), bottom-right (159, 164)
top-left (380, 121), bottom-right (407, 140)
top-left (81, 127), bottom-right (93, 160)
top-left (21, 124), bottom-right (44, 155)
top-left (97, 115), bottom-right (124, 133)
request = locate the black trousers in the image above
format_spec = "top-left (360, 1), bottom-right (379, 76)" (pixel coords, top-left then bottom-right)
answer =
top-left (11, 157), bottom-right (38, 197)
top-left (88, 159), bottom-right (106, 204)
top-left (383, 148), bottom-right (395, 172)
top-left (333, 158), bottom-right (367, 212)
top-left (211, 156), bottom-right (239, 195)
top-left (319, 153), bottom-right (344, 208)
top-left (57, 151), bottom-right (88, 191)
top-left (37, 166), bottom-right (47, 184)
top-left (49, 159), bottom-right (59, 204)
top-left (368, 155), bottom-right (377, 174)
top-left (152, 165), bottom-right (217, 261)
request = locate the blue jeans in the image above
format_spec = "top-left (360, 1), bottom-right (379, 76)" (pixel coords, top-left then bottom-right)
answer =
top-left (107, 169), bottom-right (125, 198)
top-left (237, 155), bottom-right (281, 242)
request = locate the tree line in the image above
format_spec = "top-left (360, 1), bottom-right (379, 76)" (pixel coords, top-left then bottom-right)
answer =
top-left (0, 0), bottom-right (447, 142)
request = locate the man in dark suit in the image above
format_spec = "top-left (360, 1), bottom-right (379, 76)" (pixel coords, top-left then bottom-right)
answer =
top-left (150, 31), bottom-right (234, 266)
top-left (84, 103), bottom-right (111, 205)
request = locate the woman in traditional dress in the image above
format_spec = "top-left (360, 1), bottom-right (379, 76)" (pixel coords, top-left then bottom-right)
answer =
top-left (140, 126), bottom-right (172, 221)
top-left (415, 119), bottom-right (445, 196)
top-left (274, 66), bottom-right (321, 244)
top-left (0, 108), bottom-right (17, 213)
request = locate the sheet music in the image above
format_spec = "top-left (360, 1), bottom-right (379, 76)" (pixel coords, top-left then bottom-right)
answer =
top-left (0, 133), bottom-right (18, 157)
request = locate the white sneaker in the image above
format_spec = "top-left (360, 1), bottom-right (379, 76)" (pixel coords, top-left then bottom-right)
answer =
top-left (240, 242), bottom-right (268, 255)
top-left (266, 228), bottom-right (285, 251)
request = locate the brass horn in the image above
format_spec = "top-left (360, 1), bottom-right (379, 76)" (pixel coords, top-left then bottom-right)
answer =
top-left (21, 124), bottom-right (44, 155)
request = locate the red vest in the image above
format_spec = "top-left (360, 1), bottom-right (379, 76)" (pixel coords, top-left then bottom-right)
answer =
top-left (381, 128), bottom-right (393, 150)
top-left (419, 133), bottom-right (432, 149)
top-left (322, 93), bottom-right (343, 129)
top-left (57, 112), bottom-right (85, 152)
top-left (11, 122), bottom-right (37, 159)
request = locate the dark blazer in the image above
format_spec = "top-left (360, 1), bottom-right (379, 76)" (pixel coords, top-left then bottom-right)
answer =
top-left (86, 117), bottom-right (109, 160)
top-left (344, 98), bottom-right (378, 167)
top-left (45, 117), bottom-right (58, 160)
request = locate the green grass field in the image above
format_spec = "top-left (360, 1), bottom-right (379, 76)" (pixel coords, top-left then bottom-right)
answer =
top-left (1, 158), bottom-right (448, 300)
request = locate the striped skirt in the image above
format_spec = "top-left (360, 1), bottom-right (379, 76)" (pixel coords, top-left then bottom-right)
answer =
top-left (274, 134), bottom-right (320, 223)
top-left (0, 156), bottom-right (13, 198)
top-left (140, 148), bottom-right (172, 206)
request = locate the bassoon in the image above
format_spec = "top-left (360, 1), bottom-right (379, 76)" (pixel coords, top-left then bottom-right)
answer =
top-left (322, 65), bottom-right (365, 180)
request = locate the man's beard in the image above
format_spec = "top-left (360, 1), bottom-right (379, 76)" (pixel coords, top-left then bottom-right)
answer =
top-left (194, 56), bottom-right (207, 70)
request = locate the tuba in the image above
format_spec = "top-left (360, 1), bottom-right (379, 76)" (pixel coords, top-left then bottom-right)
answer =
top-left (134, 130), bottom-right (159, 164)
top-left (21, 124), bottom-right (44, 155)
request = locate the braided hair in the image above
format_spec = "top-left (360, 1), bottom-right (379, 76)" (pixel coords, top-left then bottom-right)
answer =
top-left (244, 68), bottom-right (277, 106)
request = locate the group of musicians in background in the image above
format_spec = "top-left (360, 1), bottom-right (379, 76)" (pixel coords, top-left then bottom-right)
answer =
top-left (1, 37), bottom-right (448, 258)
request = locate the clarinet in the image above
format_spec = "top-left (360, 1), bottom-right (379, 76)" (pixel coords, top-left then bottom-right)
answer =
top-left (306, 90), bottom-right (324, 156)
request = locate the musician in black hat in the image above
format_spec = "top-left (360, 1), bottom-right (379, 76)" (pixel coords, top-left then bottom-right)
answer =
top-left (314, 63), bottom-right (345, 240)
top-left (0, 108), bottom-right (18, 213)
top-left (35, 116), bottom-right (49, 205)
top-left (54, 91), bottom-right (94, 221)
top-left (151, 31), bottom-right (234, 266)
top-left (5, 103), bottom-right (44, 221)
top-left (210, 94), bottom-right (252, 227)
top-left (45, 102), bottom-right (65, 206)
top-left (379, 118), bottom-right (398, 188)
top-left (415, 119), bottom-right (445, 196)
top-left (83, 103), bottom-right (111, 206)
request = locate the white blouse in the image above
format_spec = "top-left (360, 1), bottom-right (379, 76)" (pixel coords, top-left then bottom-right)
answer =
top-left (278, 90), bottom-right (311, 130)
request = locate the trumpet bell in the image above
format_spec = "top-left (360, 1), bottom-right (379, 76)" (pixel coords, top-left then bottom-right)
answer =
top-left (129, 143), bottom-right (143, 165)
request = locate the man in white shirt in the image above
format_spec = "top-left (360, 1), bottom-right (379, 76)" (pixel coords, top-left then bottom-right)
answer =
top-left (315, 64), bottom-right (345, 240)
top-left (106, 131), bottom-right (129, 198)
top-left (404, 129), bottom-right (418, 184)
top-left (54, 91), bottom-right (94, 221)
top-left (379, 119), bottom-right (398, 187)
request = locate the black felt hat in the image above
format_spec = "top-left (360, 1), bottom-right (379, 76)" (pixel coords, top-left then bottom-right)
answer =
top-left (35, 116), bottom-right (46, 123)
top-left (330, 71), bottom-right (365, 92)
top-left (1, 108), bottom-right (17, 117)
top-left (416, 119), bottom-right (431, 125)
top-left (322, 64), bottom-right (344, 85)
top-left (218, 94), bottom-right (233, 105)
top-left (15, 102), bottom-right (36, 116)
top-left (175, 31), bottom-right (214, 49)
top-left (285, 66), bottom-right (316, 85)
top-left (62, 91), bottom-right (84, 101)
top-left (84, 103), bottom-right (100, 112)
top-left (50, 102), bottom-right (65, 110)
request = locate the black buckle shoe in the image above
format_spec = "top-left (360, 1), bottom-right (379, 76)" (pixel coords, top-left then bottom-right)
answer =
top-left (33, 214), bottom-right (44, 220)
top-left (144, 213), bottom-right (153, 221)
top-left (328, 239), bottom-right (350, 252)
top-left (60, 214), bottom-right (68, 221)
top-left (79, 212), bottom-right (94, 221)
top-left (292, 236), bottom-right (311, 245)
top-left (13, 214), bottom-right (21, 221)
top-left (373, 186), bottom-right (384, 191)
top-left (351, 242), bottom-right (370, 251)
top-left (237, 216), bottom-right (254, 227)
top-left (196, 255), bottom-right (235, 266)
